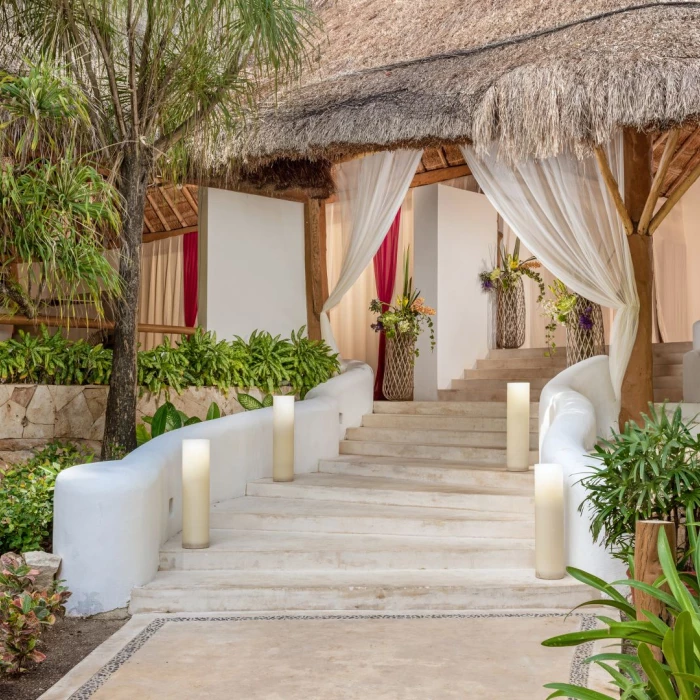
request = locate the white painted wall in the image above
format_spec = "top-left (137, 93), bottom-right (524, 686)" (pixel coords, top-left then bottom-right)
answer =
top-left (201, 188), bottom-right (307, 340)
top-left (53, 362), bottom-right (374, 616)
top-left (413, 185), bottom-right (496, 398)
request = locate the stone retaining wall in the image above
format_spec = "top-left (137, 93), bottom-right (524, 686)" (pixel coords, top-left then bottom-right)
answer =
top-left (0, 384), bottom-right (261, 465)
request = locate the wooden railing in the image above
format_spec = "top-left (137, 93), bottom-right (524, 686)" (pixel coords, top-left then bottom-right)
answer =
top-left (0, 315), bottom-right (197, 335)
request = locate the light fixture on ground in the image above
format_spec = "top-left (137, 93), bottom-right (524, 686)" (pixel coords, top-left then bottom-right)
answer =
top-left (182, 439), bottom-right (210, 549)
top-left (506, 382), bottom-right (530, 471)
top-left (273, 395), bottom-right (295, 482)
top-left (535, 463), bottom-right (565, 580)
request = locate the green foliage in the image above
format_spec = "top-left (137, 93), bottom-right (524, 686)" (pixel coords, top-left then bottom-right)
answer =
top-left (180, 328), bottom-right (250, 391)
top-left (542, 526), bottom-right (700, 699)
top-left (580, 403), bottom-right (700, 562)
top-left (0, 553), bottom-right (71, 675)
top-left (0, 442), bottom-right (93, 553)
top-left (137, 336), bottom-right (190, 396)
top-left (136, 401), bottom-right (221, 446)
top-left (289, 328), bottom-right (340, 398)
top-left (478, 238), bottom-right (545, 301)
top-left (237, 393), bottom-right (274, 411)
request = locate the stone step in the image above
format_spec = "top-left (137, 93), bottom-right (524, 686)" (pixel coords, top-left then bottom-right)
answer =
top-left (439, 388), bottom-right (543, 402)
top-left (159, 530), bottom-right (535, 572)
top-left (654, 352), bottom-right (686, 365)
top-left (345, 427), bottom-right (539, 450)
top-left (487, 343), bottom-right (689, 361)
top-left (372, 401), bottom-right (538, 417)
top-left (245, 474), bottom-right (534, 513)
top-left (463, 368), bottom-right (560, 381)
top-left (340, 439), bottom-right (539, 466)
top-left (653, 364), bottom-right (683, 377)
top-left (451, 378), bottom-right (549, 391)
top-left (361, 413), bottom-right (539, 432)
top-left (129, 569), bottom-right (595, 614)
top-left (476, 357), bottom-right (566, 371)
top-left (319, 455), bottom-right (534, 490)
top-left (654, 375), bottom-right (682, 388)
top-left (210, 497), bottom-right (535, 539)
top-left (655, 388), bottom-right (683, 403)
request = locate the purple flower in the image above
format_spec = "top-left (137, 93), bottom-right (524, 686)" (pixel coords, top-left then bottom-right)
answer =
top-left (579, 308), bottom-right (594, 331)
top-left (371, 321), bottom-right (384, 333)
top-left (481, 277), bottom-right (494, 292)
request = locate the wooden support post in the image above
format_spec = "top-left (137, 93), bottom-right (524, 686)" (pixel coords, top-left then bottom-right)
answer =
top-left (620, 129), bottom-right (654, 428)
top-left (303, 198), bottom-right (329, 341)
top-left (634, 520), bottom-right (676, 660)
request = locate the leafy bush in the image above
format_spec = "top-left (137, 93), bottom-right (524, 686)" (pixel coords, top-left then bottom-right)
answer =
top-left (136, 401), bottom-right (221, 446)
top-left (0, 326), bottom-right (339, 399)
top-left (542, 525), bottom-right (700, 699)
top-left (237, 393), bottom-right (274, 411)
top-left (0, 442), bottom-right (93, 553)
top-left (0, 553), bottom-right (71, 675)
top-left (580, 403), bottom-right (700, 563)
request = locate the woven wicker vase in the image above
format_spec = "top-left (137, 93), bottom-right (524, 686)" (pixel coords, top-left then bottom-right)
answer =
top-left (565, 295), bottom-right (606, 367)
top-left (382, 333), bottom-right (416, 401)
top-left (496, 277), bottom-right (526, 349)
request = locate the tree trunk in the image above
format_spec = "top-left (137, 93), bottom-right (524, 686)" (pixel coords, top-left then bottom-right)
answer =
top-left (102, 150), bottom-right (149, 459)
top-left (620, 129), bottom-right (654, 428)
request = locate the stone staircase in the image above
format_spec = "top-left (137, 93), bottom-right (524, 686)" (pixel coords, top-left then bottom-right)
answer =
top-left (130, 401), bottom-right (593, 615)
top-left (438, 342), bottom-right (689, 402)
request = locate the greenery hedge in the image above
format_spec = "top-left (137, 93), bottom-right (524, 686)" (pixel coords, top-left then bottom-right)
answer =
top-left (0, 326), bottom-right (340, 398)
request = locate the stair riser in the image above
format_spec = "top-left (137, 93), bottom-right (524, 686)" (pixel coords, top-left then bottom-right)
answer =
top-left (439, 390), bottom-right (542, 402)
top-left (339, 440), bottom-right (515, 464)
top-left (159, 547), bottom-right (535, 572)
top-left (372, 401), bottom-right (538, 417)
top-left (463, 368), bottom-right (560, 381)
top-left (653, 365), bottom-right (683, 377)
top-left (345, 428), bottom-right (539, 449)
top-left (130, 584), bottom-right (594, 614)
top-left (245, 481), bottom-right (534, 513)
top-left (476, 358), bottom-right (566, 371)
top-left (361, 414), bottom-right (539, 432)
top-left (451, 378), bottom-right (549, 391)
top-left (655, 390), bottom-right (683, 402)
top-left (320, 460), bottom-right (534, 490)
top-left (208, 513), bottom-right (535, 539)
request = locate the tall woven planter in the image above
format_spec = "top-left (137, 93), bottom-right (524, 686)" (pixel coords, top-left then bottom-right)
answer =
top-left (382, 333), bottom-right (416, 401)
top-left (496, 277), bottom-right (526, 349)
top-left (565, 295), bottom-right (606, 367)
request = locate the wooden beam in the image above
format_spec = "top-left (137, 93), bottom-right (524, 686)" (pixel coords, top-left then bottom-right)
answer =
top-left (410, 164), bottom-right (472, 188)
top-left (181, 185), bottom-right (199, 214)
top-left (594, 146), bottom-right (635, 236)
top-left (0, 315), bottom-right (197, 335)
top-left (649, 154), bottom-right (700, 235)
top-left (639, 128), bottom-right (680, 236)
top-left (303, 199), bottom-right (329, 341)
top-left (160, 186), bottom-right (188, 228)
top-left (146, 191), bottom-right (171, 231)
top-left (143, 225), bottom-right (198, 245)
top-left (143, 215), bottom-right (155, 234)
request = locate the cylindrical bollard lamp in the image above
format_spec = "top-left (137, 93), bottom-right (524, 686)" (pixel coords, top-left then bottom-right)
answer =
top-left (507, 382), bottom-right (530, 471)
top-left (273, 395), bottom-right (295, 482)
top-left (182, 438), bottom-right (210, 549)
top-left (535, 463), bottom-right (565, 580)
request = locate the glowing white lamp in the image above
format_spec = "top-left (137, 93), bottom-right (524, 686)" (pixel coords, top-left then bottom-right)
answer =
top-left (535, 463), bottom-right (566, 580)
top-left (507, 382), bottom-right (530, 471)
top-left (273, 395), bottom-right (295, 482)
top-left (182, 439), bottom-right (210, 549)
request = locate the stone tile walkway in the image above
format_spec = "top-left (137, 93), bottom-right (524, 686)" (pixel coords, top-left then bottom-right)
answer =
top-left (40, 611), bottom-right (614, 699)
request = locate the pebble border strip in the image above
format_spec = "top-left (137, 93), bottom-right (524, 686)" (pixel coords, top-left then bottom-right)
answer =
top-left (68, 612), bottom-right (598, 699)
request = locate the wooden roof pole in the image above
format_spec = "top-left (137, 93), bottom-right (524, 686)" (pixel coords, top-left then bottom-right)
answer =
top-left (638, 128), bottom-right (679, 236)
top-left (648, 157), bottom-right (700, 235)
top-left (303, 198), bottom-right (329, 341)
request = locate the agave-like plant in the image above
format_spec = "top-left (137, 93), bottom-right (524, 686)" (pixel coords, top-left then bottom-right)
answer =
top-left (542, 519), bottom-right (700, 699)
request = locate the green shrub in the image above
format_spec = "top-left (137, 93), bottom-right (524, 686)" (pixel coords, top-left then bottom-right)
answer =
top-left (0, 553), bottom-right (71, 675)
top-left (0, 442), bottom-right (93, 553)
top-left (0, 325), bottom-right (340, 399)
top-left (136, 401), bottom-right (221, 446)
top-left (580, 403), bottom-right (700, 563)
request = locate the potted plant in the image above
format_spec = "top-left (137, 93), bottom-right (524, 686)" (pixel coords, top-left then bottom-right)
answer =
top-left (479, 239), bottom-right (544, 349)
top-left (542, 279), bottom-right (605, 364)
top-left (369, 249), bottom-right (435, 401)
top-left (579, 403), bottom-right (700, 568)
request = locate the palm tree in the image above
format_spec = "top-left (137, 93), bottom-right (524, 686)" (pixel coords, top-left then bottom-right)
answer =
top-left (0, 0), bottom-right (318, 458)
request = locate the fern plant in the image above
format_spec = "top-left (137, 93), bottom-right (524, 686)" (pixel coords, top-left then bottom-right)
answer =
top-left (136, 401), bottom-right (221, 446)
top-left (289, 326), bottom-right (340, 398)
top-left (244, 330), bottom-right (295, 394)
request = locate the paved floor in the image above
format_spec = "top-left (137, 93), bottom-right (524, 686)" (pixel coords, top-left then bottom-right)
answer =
top-left (40, 611), bottom-right (614, 700)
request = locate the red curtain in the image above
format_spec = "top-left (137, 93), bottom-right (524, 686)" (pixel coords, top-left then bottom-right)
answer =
top-left (183, 231), bottom-right (198, 327)
top-left (372, 210), bottom-right (402, 400)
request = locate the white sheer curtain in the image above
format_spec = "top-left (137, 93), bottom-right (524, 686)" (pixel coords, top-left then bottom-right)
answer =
top-left (326, 191), bottom-right (415, 369)
top-left (321, 149), bottom-right (423, 354)
top-left (462, 135), bottom-right (638, 398)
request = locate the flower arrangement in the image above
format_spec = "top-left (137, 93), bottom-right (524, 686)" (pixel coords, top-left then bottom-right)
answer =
top-left (478, 239), bottom-right (545, 300)
top-left (541, 279), bottom-right (596, 356)
top-left (369, 248), bottom-right (436, 356)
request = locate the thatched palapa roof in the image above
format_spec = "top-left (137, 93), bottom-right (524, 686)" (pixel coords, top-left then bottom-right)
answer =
top-left (222, 0), bottom-right (700, 190)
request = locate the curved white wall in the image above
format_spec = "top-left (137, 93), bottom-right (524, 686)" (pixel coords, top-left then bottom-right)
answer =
top-left (539, 355), bottom-right (626, 582)
top-left (54, 362), bottom-right (374, 615)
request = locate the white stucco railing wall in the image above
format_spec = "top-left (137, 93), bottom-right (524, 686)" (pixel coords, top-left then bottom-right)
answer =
top-left (53, 361), bottom-right (374, 616)
top-left (539, 355), bottom-right (627, 583)
top-left (683, 320), bottom-right (700, 402)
